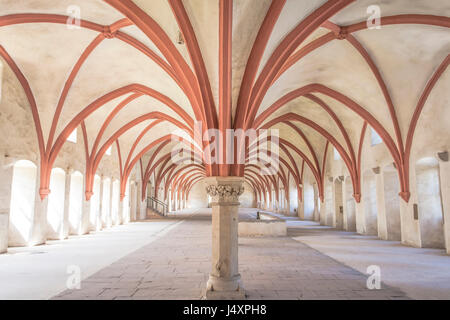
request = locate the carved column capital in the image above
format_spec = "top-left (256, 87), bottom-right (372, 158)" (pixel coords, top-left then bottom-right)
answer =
top-left (204, 177), bottom-right (245, 204)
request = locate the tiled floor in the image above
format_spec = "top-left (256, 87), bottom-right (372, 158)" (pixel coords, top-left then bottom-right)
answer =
top-left (53, 209), bottom-right (408, 300)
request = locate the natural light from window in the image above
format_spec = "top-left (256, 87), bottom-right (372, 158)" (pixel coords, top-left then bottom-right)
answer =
top-left (371, 128), bottom-right (382, 146)
top-left (67, 128), bottom-right (77, 143)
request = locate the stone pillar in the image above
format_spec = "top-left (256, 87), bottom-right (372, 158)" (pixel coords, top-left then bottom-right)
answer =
top-left (62, 169), bottom-right (73, 239)
top-left (297, 186), bottom-right (304, 219)
top-left (342, 180), bottom-right (349, 230)
top-left (319, 200), bottom-right (326, 225)
top-left (331, 181), bottom-right (338, 228)
top-left (438, 154), bottom-right (450, 254)
top-left (374, 169), bottom-right (388, 240)
top-left (355, 200), bottom-right (366, 235)
top-left (137, 180), bottom-right (145, 220)
top-left (167, 189), bottom-right (172, 212)
top-left (399, 198), bottom-right (421, 247)
top-left (285, 195), bottom-right (291, 215)
top-left (81, 198), bottom-right (91, 235)
top-left (298, 200), bottom-right (304, 219)
top-left (96, 177), bottom-right (104, 230)
top-left (204, 177), bottom-right (245, 300)
top-left (107, 180), bottom-right (113, 227)
top-left (130, 182), bottom-right (137, 221)
top-left (30, 168), bottom-right (49, 246)
top-left (0, 156), bottom-right (14, 253)
top-left (139, 198), bottom-right (147, 220)
top-left (119, 200), bottom-right (125, 225)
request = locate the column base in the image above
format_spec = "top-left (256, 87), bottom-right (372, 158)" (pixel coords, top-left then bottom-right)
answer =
top-left (204, 274), bottom-right (246, 300)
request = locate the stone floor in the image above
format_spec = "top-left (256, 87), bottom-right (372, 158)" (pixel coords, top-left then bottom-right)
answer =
top-left (0, 218), bottom-right (183, 299)
top-left (53, 209), bottom-right (408, 300)
top-left (289, 220), bottom-right (450, 300)
top-left (2, 208), bottom-right (449, 300)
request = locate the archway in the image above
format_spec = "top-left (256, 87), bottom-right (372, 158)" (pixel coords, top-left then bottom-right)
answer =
top-left (344, 177), bottom-right (356, 231)
top-left (363, 171), bottom-right (378, 236)
top-left (8, 160), bottom-right (37, 246)
top-left (334, 178), bottom-right (344, 229)
top-left (382, 164), bottom-right (402, 241)
top-left (416, 157), bottom-right (445, 249)
top-left (68, 171), bottom-right (83, 235)
top-left (47, 168), bottom-right (66, 240)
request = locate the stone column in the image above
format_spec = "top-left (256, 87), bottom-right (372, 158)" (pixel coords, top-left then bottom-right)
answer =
top-left (204, 177), bottom-right (245, 300)
top-left (96, 177), bottom-right (104, 230)
top-left (107, 180), bottom-right (113, 228)
top-left (374, 168), bottom-right (388, 240)
top-left (130, 182), bottom-right (137, 222)
top-left (62, 169), bottom-right (73, 239)
top-left (342, 180), bottom-right (349, 230)
top-left (438, 153), bottom-right (450, 254)
top-left (183, 192), bottom-right (187, 210)
top-left (30, 167), bottom-right (49, 246)
top-left (139, 198), bottom-right (147, 220)
top-left (355, 200), bottom-right (366, 235)
top-left (399, 198), bottom-right (421, 247)
top-left (319, 200), bottom-right (326, 225)
top-left (119, 200), bottom-right (125, 225)
top-left (298, 200), bottom-right (304, 219)
top-left (167, 188), bottom-right (172, 212)
top-left (297, 186), bottom-right (304, 219)
top-left (81, 198), bottom-right (91, 235)
top-left (0, 156), bottom-right (14, 253)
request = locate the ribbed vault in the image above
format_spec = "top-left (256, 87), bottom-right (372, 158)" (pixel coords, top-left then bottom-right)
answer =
top-left (0, 0), bottom-right (449, 206)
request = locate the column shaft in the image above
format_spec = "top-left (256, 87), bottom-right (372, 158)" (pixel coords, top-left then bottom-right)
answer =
top-left (205, 177), bottom-right (245, 300)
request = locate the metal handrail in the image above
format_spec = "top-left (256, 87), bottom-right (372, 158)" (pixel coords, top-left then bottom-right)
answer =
top-left (147, 197), bottom-right (168, 216)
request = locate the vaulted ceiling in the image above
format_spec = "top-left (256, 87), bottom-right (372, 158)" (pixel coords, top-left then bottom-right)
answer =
top-left (0, 0), bottom-right (449, 201)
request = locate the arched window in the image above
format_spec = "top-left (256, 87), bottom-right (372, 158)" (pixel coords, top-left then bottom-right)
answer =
top-left (371, 128), bottom-right (382, 146)
top-left (9, 160), bottom-right (37, 247)
top-left (67, 128), bottom-right (77, 144)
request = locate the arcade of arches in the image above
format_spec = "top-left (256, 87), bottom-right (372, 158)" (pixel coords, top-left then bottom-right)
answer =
top-left (0, 0), bottom-right (449, 300)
